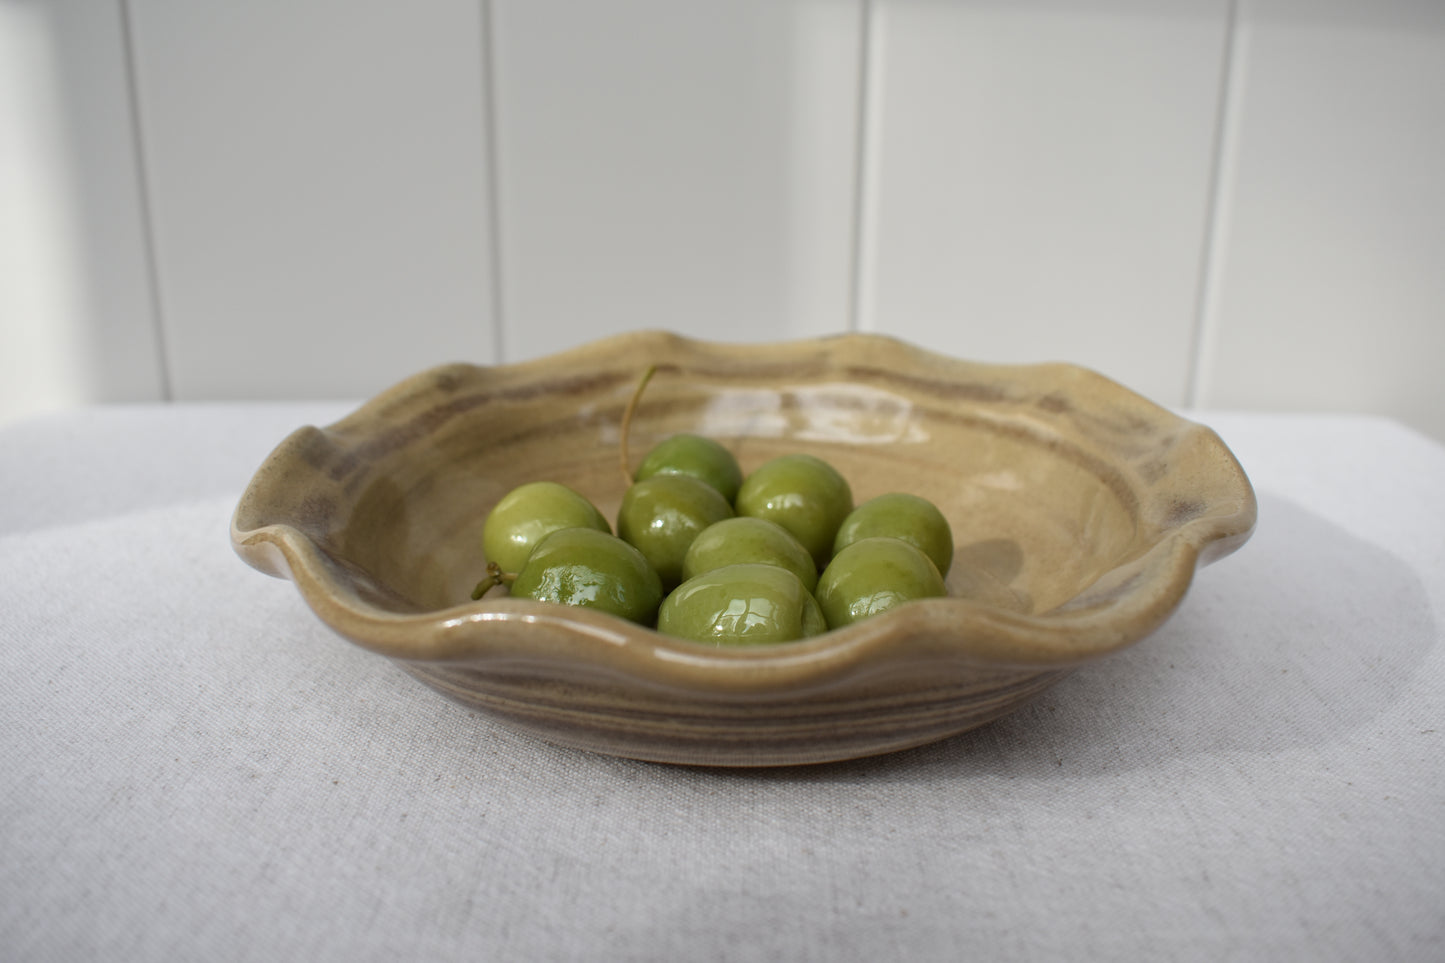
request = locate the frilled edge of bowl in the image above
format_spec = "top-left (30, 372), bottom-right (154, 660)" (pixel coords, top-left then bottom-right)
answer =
top-left (232, 330), bottom-right (1256, 697)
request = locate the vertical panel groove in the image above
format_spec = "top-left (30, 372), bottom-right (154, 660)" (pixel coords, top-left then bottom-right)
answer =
top-left (1186, 0), bottom-right (1246, 409)
top-left (117, 0), bottom-right (172, 402)
top-left (480, 0), bottom-right (507, 362)
top-left (848, 0), bottom-right (883, 334)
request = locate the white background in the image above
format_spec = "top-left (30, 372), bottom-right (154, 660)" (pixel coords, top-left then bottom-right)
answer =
top-left (3, 0), bottom-right (1442, 441)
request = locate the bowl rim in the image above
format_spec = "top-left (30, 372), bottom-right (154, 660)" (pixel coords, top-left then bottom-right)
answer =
top-left (231, 330), bottom-right (1257, 694)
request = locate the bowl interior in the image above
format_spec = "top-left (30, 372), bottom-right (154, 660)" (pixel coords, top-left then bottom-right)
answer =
top-left (313, 365), bottom-right (1148, 619)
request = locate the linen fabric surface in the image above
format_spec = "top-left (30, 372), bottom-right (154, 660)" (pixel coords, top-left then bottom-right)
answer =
top-left (2, 405), bottom-right (1442, 961)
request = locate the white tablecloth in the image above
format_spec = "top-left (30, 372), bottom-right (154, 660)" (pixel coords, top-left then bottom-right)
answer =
top-left (3, 404), bottom-right (1442, 961)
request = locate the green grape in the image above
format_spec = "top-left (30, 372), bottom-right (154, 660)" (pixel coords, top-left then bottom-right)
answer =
top-left (509, 527), bottom-right (663, 625)
top-left (482, 481), bottom-right (610, 575)
top-left (617, 474), bottom-right (734, 589)
top-left (681, 516), bottom-right (819, 593)
top-left (635, 433), bottom-right (744, 504)
top-left (815, 536), bottom-right (947, 629)
top-left (734, 453), bottom-right (852, 570)
top-left (657, 563), bottom-right (827, 645)
top-left (833, 492), bottom-right (954, 577)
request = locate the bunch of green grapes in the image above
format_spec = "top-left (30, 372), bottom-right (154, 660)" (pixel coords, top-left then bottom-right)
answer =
top-left (473, 372), bottom-right (951, 646)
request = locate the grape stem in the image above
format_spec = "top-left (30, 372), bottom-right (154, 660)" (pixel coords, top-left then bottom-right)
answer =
top-left (618, 363), bottom-right (657, 488)
top-left (471, 561), bottom-right (517, 601)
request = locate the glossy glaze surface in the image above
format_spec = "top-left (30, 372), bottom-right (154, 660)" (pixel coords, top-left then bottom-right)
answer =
top-left (231, 331), bottom-right (1256, 766)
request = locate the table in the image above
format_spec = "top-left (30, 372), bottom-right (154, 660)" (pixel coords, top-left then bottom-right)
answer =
top-left (3, 404), bottom-right (1442, 960)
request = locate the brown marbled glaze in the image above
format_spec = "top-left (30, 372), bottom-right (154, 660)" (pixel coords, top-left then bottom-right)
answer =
top-left (232, 332), bottom-right (1256, 766)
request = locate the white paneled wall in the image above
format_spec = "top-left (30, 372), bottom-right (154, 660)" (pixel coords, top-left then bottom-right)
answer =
top-left (1200, 0), bottom-right (1445, 441)
top-left (2, 0), bottom-right (1443, 440)
top-left (1, 0), bottom-right (163, 421)
top-left (860, 0), bottom-right (1230, 406)
top-left (126, 0), bottom-right (496, 400)
top-left (492, 0), bottom-right (861, 357)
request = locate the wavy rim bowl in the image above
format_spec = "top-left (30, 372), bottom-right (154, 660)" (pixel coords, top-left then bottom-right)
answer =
top-left (232, 331), bottom-right (1256, 766)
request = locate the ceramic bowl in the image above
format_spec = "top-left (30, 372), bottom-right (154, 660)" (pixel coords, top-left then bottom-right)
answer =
top-left (232, 331), bottom-right (1255, 766)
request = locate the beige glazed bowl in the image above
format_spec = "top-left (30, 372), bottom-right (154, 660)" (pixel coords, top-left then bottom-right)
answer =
top-left (232, 332), bottom-right (1256, 766)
